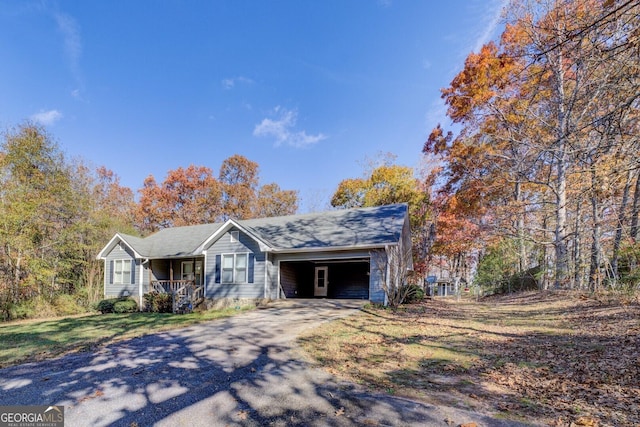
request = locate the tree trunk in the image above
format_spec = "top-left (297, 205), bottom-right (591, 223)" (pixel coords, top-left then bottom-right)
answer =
top-left (555, 149), bottom-right (569, 288)
top-left (553, 39), bottom-right (570, 289)
top-left (589, 168), bottom-right (602, 292)
top-left (573, 198), bottom-right (582, 289)
top-left (541, 214), bottom-right (549, 290)
top-left (515, 181), bottom-right (527, 273)
top-left (630, 171), bottom-right (640, 240)
top-left (611, 169), bottom-right (634, 279)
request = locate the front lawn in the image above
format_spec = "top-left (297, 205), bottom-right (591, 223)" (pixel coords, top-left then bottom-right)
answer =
top-left (0, 305), bottom-right (254, 368)
top-left (299, 292), bottom-right (640, 426)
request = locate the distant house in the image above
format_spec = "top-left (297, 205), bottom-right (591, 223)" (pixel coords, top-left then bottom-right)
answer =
top-left (97, 203), bottom-right (412, 309)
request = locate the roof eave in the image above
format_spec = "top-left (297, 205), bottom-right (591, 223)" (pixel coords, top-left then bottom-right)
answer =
top-left (195, 219), bottom-right (273, 254)
top-left (271, 242), bottom-right (398, 254)
top-left (96, 233), bottom-right (143, 260)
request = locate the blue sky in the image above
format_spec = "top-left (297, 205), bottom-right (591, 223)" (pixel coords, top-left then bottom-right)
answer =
top-left (0, 0), bottom-right (506, 212)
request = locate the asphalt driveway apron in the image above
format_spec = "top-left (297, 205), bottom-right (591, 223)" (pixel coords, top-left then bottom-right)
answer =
top-left (0, 300), bottom-right (532, 426)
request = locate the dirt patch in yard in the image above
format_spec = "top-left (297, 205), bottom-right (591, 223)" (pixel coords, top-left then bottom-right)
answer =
top-left (299, 291), bottom-right (640, 426)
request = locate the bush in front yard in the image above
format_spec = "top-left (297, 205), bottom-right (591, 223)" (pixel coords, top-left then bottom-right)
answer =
top-left (96, 297), bottom-right (137, 314)
top-left (113, 298), bottom-right (139, 313)
top-left (144, 292), bottom-right (173, 313)
top-left (402, 284), bottom-right (425, 304)
top-left (96, 298), bottom-right (118, 313)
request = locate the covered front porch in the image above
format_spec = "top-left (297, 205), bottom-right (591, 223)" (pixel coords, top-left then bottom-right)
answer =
top-left (148, 257), bottom-right (205, 312)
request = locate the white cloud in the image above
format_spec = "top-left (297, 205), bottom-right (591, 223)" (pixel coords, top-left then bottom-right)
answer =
top-left (222, 76), bottom-right (254, 90)
top-left (472, 0), bottom-right (508, 53)
top-left (253, 107), bottom-right (327, 148)
top-left (31, 109), bottom-right (63, 126)
top-left (54, 11), bottom-right (84, 97)
top-left (55, 12), bottom-right (81, 68)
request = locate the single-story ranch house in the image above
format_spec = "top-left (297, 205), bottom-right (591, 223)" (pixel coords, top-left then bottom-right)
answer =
top-left (97, 203), bottom-right (412, 308)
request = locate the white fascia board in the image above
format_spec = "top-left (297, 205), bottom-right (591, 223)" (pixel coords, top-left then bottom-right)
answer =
top-left (143, 255), bottom-right (203, 260)
top-left (271, 242), bottom-right (398, 254)
top-left (96, 233), bottom-right (142, 260)
top-left (195, 219), bottom-right (272, 254)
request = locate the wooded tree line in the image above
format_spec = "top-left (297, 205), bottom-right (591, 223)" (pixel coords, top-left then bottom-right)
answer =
top-left (0, 124), bottom-right (297, 320)
top-left (2, 0), bottom-right (636, 320)
top-left (423, 0), bottom-right (640, 291)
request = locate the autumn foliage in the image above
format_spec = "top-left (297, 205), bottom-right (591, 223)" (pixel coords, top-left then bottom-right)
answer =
top-left (135, 154), bottom-right (298, 233)
top-left (424, 0), bottom-right (640, 291)
top-left (0, 126), bottom-right (298, 320)
top-left (331, 159), bottom-right (432, 274)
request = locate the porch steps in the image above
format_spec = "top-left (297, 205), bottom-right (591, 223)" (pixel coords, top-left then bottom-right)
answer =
top-left (151, 281), bottom-right (204, 314)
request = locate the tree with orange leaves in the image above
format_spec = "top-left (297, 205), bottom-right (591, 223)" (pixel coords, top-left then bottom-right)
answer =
top-left (135, 155), bottom-right (298, 233)
top-left (424, 0), bottom-right (640, 291)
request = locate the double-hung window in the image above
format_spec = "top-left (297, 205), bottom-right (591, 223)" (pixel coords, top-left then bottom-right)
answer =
top-left (114, 260), bottom-right (132, 284)
top-left (221, 253), bottom-right (248, 283)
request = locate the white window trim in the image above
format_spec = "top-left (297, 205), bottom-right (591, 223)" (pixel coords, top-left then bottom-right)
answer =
top-left (114, 259), bottom-right (132, 284)
top-left (230, 231), bottom-right (239, 243)
top-left (221, 252), bottom-right (249, 284)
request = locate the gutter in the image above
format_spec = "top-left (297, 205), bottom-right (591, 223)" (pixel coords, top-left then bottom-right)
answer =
top-left (270, 242), bottom-right (398, 254)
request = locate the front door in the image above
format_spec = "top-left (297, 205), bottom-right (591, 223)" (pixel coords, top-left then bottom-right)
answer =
top-left (182, 261), bottom-right (194, 281)
top-left (314, 266), bottom-right (328, 297)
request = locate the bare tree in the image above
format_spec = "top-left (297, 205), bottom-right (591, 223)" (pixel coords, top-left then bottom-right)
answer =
top-left (371, 244), bottom-right (416, 309)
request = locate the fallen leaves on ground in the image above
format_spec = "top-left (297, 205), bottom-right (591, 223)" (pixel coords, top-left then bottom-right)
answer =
top-left (300, 291), bottom-right (640, 426)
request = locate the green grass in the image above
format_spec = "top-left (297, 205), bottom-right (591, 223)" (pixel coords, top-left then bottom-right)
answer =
top-left (0, 306), bottom-right (254, 368)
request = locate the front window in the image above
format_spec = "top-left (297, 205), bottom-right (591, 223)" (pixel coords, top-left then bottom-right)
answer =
top-left (114, 260), bottom-right (132, 284)
top-left (221, 253), bottom-right (248, 283)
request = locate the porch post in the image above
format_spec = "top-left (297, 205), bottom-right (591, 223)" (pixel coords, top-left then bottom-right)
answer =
top-left (138, 260), bottom-right (144, 311)
top-left (170, 261), bottom-right (174, 285)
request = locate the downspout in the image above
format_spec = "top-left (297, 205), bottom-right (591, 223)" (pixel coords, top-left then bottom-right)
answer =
top-left (103, 258), bottom-right (108, 298)
top-left (384, 244), bottom-right (390, 306)
top-left (203, 252), bottom-right (208, 298)
top-left (264, 252), bottom-right (269, 299)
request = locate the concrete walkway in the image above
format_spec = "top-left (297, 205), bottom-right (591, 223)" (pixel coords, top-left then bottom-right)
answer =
top-left (0, 300), bottom-right (532, 426)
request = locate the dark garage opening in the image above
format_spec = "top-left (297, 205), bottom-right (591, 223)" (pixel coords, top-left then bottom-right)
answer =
top-left (280, 259), bottom-right (370, 299)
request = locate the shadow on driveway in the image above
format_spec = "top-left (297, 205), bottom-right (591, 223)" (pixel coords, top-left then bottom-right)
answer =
top-left (0, 300), bottom-right (533, 426)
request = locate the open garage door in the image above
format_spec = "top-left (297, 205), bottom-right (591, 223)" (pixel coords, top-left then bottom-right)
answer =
top-left (280, 259), bottom-right (370, 299)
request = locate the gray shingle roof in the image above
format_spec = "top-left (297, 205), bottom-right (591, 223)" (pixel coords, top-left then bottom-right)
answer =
top-left (240, 203), bottom-right (407, 249)
top-left (120, 223), bottom-right (223, 258)
top-left (114, 203), bottom-right (407, 258)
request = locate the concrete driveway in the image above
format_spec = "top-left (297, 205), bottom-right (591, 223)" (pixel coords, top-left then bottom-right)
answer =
top-left (0, 300), bottom-right (531, 426)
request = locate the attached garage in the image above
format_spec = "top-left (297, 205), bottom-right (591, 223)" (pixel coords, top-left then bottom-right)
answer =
top-left (279, 259), bottom-right (370, 299)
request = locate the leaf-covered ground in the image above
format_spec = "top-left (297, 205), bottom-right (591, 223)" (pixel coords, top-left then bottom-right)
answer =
top-left (299, 292), bottom-right (640, 426)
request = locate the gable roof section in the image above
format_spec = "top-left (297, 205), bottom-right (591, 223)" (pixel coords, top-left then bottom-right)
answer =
top-left (98, 204), bottom-right (409, 259)
top-left (97, 223), bottom-right (223, 259)
top-left (97, 233), bottom-right (144, 259)
top-left (240, 203), bottom-right (408, 251)
top-left (137, 223), bottom-right (223, 258)
top-left (196, 218), bottom-right (273, 253)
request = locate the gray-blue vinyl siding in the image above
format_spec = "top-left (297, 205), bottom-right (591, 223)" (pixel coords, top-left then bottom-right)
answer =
top-left (103, 243), bottom-right (138, 298)
top-left (139, 261), bottom-right (150, 294)
top-left (266, 254), bottom-right (279, 299)
top-left (204, 228), bottom-right (266, 299)
top-left (368, 250), bottom-right (387, 304)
